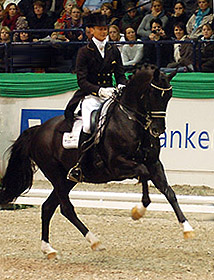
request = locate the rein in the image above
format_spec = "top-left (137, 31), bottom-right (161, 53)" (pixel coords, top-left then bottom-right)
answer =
top-left (118, 103), bottom-right (152, 130)
top-left (114, 82), bottom-right (172, 130)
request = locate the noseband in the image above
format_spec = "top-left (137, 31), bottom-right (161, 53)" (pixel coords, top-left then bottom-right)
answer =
top-left (149, 83), bottom-right (172, 119)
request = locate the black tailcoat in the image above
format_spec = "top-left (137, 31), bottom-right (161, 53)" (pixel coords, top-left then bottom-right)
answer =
top-left (64, 40), bottom-right (127, 120)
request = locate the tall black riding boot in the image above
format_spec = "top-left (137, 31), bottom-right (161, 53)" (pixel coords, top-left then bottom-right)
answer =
top-left (67, 131), bottom-right (91, 182)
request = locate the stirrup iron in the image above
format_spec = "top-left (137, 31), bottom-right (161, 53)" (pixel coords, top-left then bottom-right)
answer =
top-left (67, 163), bottom-right (83, 182)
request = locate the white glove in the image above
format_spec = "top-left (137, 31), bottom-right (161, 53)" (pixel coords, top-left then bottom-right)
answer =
top-left (117, 84), bottom-right (126, 90)
top-left (98, 87), bottom-right (115, 99)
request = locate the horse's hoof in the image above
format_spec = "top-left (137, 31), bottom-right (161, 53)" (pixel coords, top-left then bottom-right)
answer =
top-left (182, 221), bottom-right (195, 240)
top-left (86, 231), bottom-right (106, 251)
top-left (184, 231), bottom-right (195, 240)
top-left (46, 251), bottom-right (57, 259)
top-left (41, 241), bottom-right (58, 259)
top-left (42, 248), bottom-right (58, 259)
top-left (131, 205), bottom-right (146, 220)
top-left (91, 241), bottom-right (106, 251)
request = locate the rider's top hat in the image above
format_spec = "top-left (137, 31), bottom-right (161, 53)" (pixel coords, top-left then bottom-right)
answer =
top-left (85, 13), bottom-right (108, 27)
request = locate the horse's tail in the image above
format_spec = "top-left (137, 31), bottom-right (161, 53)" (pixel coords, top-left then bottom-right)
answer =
top-left (0, 126), bottom-right (39, 204)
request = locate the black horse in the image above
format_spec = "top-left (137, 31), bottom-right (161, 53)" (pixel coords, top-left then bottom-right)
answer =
top-left (0, 64), bottom-right (194, 259)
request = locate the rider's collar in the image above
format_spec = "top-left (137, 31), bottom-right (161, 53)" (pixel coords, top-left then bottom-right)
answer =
top-left (92, 37), bottom-right (107, 50)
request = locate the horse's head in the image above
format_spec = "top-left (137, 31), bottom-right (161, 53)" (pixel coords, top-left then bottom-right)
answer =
top-left (142, 64), bottom-right (176, 137)
top-left (123, 64), bottom-right (176, 137)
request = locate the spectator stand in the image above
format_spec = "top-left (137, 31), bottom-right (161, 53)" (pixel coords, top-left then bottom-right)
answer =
top-left (0, 28), bottom-right (85, 73)
top-left (0, 27), bottom-right (213, 73)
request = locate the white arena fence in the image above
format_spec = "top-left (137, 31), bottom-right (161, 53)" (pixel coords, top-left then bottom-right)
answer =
top-left (1, 91), bottom-right (214, 187)
top-left (15, 189), bottom-right (214, 214)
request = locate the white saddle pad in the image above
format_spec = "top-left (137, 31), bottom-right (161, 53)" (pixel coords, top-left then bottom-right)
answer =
top-left (62, 98), bottom-right (113, 149)
top-left (62, 117), bottom-right (83, 149)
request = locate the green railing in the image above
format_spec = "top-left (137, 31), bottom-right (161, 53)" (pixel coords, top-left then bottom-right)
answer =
top-left (0, 72), bottom-right (213, 99)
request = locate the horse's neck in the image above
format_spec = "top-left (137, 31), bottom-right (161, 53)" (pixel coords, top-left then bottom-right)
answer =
top-left (120, 89), bottom-right (139, 108)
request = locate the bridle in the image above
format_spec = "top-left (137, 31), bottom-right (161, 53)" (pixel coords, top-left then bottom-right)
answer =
top-left (150, 83), bottom-right (172, 97)
top-left (149, 83), bottom-right (172, 119)
top-left (116, 82), bottom-right (172, 131)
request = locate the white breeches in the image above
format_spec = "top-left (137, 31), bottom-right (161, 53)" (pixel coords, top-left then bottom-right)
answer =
top-left (82, 95), bottom-right (104, 134)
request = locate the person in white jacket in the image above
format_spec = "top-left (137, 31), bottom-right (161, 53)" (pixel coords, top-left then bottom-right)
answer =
top-left (121, 26), bottom-right (143, 69)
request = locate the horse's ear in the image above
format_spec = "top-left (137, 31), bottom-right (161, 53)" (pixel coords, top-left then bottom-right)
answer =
top-left (167, 69), bottom-right (177, 82)
top-left (153, 68), bottom-right (160, 81)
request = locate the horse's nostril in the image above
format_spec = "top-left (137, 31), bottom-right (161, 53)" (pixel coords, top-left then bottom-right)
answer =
top-left (152, 128), bottom-right (158, 135)
top-left (150, 127), bottom-right (162, 137)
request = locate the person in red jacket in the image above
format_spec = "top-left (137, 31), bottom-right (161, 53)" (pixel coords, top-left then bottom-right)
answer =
top-left (2, 3), bottom-right (21, 31)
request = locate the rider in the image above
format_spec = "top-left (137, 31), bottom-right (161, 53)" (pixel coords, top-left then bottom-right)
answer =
top-left (66, 13), bottom-right (127, 182)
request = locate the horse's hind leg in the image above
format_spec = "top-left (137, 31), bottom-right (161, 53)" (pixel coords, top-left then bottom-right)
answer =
top-left (131, 179), bottom-right (151, 220)
top-left (40, 160), bottom-right (105, 256)
top-left (41, 189), bottom-right (59, 259)
top-left (58, 189), bottom-right (106, 251)
top-left (148, 160), bottom-right (194, 239)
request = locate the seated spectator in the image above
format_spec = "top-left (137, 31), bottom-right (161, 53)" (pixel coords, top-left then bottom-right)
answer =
top-left (26, 0), bottom-right (54, 41)
top-left (100, 2), bottom-right (119, 26)
top-left (199, 22), bottom-right (214, 40)
top-left (14, 30), bottom-right (32, 42)
top-left (120, 1), bottom-right (144, 33)
top-left (65, 4), bottom-right (84, 41)
top-left (198, 23), bottom-right (214, 72)
top-left (2, 3), bottom-right (23, 31)
top-left (107, 24), bottom-right (125, 52)
top-left (186, 0), bottom-right (213, 39)
top-left (121, 26), bottom-right (143, 70)
top-left (18, 0), bottom-right (62, 18)
top-left (165, 1), bottom-right (190, 38)
top-left (0, 25), bottom-right (11, 42)
top-left (51, 0), bottom-right (74, 41)
top-left (162, 0), bottom-right (194, 16)
top-left (164, 22), bottom-right (194, 71)
top-left (141, 18), bottom-right (173, 67)
top-left (137, 0), bottom-right (168, 39)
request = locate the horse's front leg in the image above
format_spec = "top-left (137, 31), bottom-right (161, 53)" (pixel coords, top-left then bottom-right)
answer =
top-left (131, 179), bottom-right (151, 220)
top-left (148, 160), bottom-right (194, 239)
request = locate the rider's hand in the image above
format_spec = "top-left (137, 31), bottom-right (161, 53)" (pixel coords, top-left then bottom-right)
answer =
top-left (98, 87), bottom-right (115, 99)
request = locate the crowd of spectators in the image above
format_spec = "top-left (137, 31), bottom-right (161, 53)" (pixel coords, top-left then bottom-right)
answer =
top-left (0, 0), bottom-right (213, 72)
